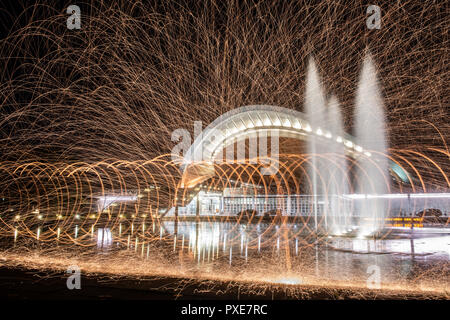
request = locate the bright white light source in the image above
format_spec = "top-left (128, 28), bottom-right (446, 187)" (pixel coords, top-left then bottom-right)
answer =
top-left (410, 193), bottom-right (450, 199)
top-left (304, 123), bottom-right (312, 132)
top-left (344, 140), bottom-right (353, 148)
top-left (274, 277), bottom-right (303, 285)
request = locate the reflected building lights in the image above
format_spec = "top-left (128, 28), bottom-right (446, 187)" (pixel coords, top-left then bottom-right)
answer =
top-left (97, 228), bottom-right (113, 248)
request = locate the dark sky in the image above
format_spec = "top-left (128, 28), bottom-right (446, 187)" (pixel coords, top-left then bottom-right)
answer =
top-left (0, 1), bottom-right (447, 165)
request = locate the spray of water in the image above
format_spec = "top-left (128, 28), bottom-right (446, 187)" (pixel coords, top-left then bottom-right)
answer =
top-left (355, 53), bottom-right (389, 237)
top-left (305, 57), bottom-right (327, 232)
top-left (327, 96), bottom-right (349, 235)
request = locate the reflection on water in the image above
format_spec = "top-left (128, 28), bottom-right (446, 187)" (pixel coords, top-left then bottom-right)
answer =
top-left (97, 228), bottom-right (112, 248)
top-left (85, 220), bottom-right (450, 286)
top-left (4, 219), bottom-right (448, 289)
top-left (329, 236), bottom-right (450, 257)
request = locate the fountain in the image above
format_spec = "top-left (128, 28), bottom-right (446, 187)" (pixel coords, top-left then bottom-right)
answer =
top-left (305, 54), bottom-right (388, 237)
top-left (326, 95), bottom-right (350, 235)
top-left (354, 53), bottom-right (389, 237)
top-left (304, 57), bottom-right (327, 232)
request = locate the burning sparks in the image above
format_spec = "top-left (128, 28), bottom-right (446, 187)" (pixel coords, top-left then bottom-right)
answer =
top-left (0, 1), bottom-right (448, 298)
